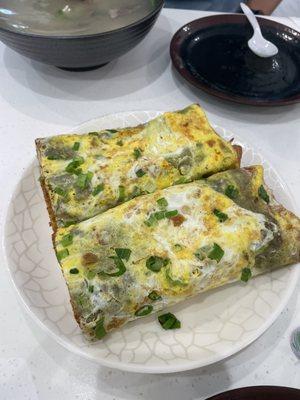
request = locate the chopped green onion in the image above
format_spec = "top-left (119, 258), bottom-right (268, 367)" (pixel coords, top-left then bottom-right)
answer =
top-left (61, 233), bottom-right (73, 247)
top-left (136, 169), bottom-right (146, 178)
top-left (158, 313), bottom-right (181, 330)
top-left (118, 185), bottom-right (126, 202)
top-left (76, 173), bottom-right (87, 189)
top-left (148, 291), bottom-right (162, 301)
top-left (115, 248), bottom-right (131, 261)
top-left (135, 305), bottom-right (153, 317)
top-left (172, 320), bottom-right (181, 329)
top-left (175, 177), bottom-right (187, 185)
top-left (146, 256), bottom-right (169, 272)
top-left (57, 249), bottom-right (69, 261)
top-left (258, 185), bottom-right (270, 204)
top-left (225, 185), bottom-right (239, 199)
top-left (63, 220), bottom-right (76, 228)
top-left (86, 270), bottom-right (96, 280)
top-left (88, 132), bottom-right (99, 136)
top-left (208, 243), bottom-right (224, 263)
top-left (241, 267), bottom-right (252, 282)
top-left (73, 168), bottom-right (82, 176)
top-left (76, 171), bottom-right (93, 190)
top-left (106, 257), bottom-right (126, 277)
top-left (153, 211), bottom-right (166, 220)
top-left (157, 197), bottom-right (168, 208)
top-left (88, 285), bottom-right (94, 293)
top-left (54, 187), bottom-right (67, 197)
top-left (144, 214), bottom-right (157, 227)
top-left (165, 267), bottom-right (188, 287)
top-left (144, 209), bottom-right (179, 226)
top-left (72, 142), bottom-right (80, 151)
top-left (95, 319), bottom-right (106, 339)
top-left (92, 183), bottom-right (104, 196)
top-left (106, 129), bottom-right (118, 134)
top-left (165, 210), bottom-right (179, 218)
top-left (65, 156), bottom-right (84, 174)
top-left (47, 155), bottom-right (60, 160)
top-left (132, 186), bottom-right (142, 198)
top-left (116, 140), bottom-right (123, 146)
top-left (70, 268), bottom-right (79, 274)
top-left (133, 147), bottom-right (143, 159)
top-left (213, 209), bottom-right (228, 222)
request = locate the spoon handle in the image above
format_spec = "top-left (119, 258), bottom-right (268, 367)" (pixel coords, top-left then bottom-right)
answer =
top-left (240, 3), bottom-right (262, 33)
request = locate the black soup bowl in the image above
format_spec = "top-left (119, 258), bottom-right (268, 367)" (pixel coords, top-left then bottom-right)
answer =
top-left (0, 1), bottom-right (164, 71)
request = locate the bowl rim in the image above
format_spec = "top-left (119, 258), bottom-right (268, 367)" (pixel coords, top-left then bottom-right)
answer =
top-left (0, 0), bottom-right (164, 40)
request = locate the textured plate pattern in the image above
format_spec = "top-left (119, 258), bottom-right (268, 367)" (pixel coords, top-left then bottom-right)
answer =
top-left (4, 111), bottom-right (299, 373)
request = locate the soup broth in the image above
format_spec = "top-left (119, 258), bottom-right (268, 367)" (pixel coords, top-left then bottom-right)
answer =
top-left (0, 0), bottom-right (160, 36)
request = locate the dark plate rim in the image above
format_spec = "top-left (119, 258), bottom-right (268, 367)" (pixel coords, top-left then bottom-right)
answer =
top-left (0, 0), bottom-right (164, 40)
top-left (206, 385), bottom-right (300, 400)
top-left (170, 14), bottom-right (300, 106)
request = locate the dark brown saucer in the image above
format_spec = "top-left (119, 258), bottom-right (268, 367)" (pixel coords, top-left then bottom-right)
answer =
top-left (170, 14), bottom-right (300, 106)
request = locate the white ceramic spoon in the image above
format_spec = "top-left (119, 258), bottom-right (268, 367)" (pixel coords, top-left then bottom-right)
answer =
top-left (240, 3), bottom-right (278, 58)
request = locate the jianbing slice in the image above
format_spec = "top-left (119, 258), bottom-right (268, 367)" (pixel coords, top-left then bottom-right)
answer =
top-left (36, 104), bottom-right (240, 228)
top-left (53, 166), bottom-right (299, 340)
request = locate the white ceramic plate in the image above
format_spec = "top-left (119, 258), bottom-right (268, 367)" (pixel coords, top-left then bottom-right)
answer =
top-left (4, 111), bottom-right (299, 373)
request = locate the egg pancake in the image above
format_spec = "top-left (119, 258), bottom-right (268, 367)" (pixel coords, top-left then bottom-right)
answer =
top-left (36, 104), bottom-right (240, 229)
top-left (53, 166), bottom-right (300, 340)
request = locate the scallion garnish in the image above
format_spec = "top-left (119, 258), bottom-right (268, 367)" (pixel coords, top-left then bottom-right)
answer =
top-left (144, 214), bottom-right (157, 227)
top-left (63, 220), bottom-right (76, 228)
top-left (144, 209), bottom-right (179, 226)
top-left (65, 156), bottom-right (84, 174)
top-left (57, 248), bottom-right (69, 261)
top-left (118, 185), bottom-right (126, 202)
top-left (213, 209), bottom-right (228, 222)
top-left (76, 171), bottom-right (93, 190)
top-left (156, 197), bottom-right (168, 208)
top-left (86, 270), bottom-right (96, 280)
top-left (241, 267), bottom-right (252, 282)
top-left (208, 243), bottom-right (224, 263)
top-left (61, 233), bottom-right (73, 247)
top-left (133, 147), bottom-right (143, 159)
top-left (95, 319), bottom-right (106, 339)
top-left (70, 268), bottom-right (79, 274)
top-left (146, 256), bottom-right (169, 272)
top-left (106, 256), bottom-right (126, 277)
top-left (54, 187), bottom-right (67, 197)
top-left (148, 291), bottom-right (162, 301)
top-left (136, 169), bottom-right (146, 178)
top-left (116, 140), bottom-right (123, 146)
top-left (165, 210), bottom-right (179, 218)
top-left (158, 313), bottom-right (181, 330)
top-left (225, 185), bottom-right (238, 199)
top-left (175, 177), bottom-right (187, 185)
top-left (88, 285), bottom-right (94, 293)
top-left (132, 186), bottom-right (142, 198)
top-left (258, 185), bottom-right (270, 204)
top-left (115, 248), bottom-right (131, 261)
top-left (135, 305), bottom-right (153, 317)
top-left (153, 211), bottom-right (166, 220)
top-left (92, 183), bottom-right (104, 196)
top-left (72, 142), bottom-right (80, 151)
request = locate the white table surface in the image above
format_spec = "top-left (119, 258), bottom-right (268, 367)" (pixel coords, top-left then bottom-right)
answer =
top-left (0, 8), bottom-right (299, 400)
